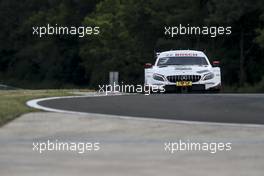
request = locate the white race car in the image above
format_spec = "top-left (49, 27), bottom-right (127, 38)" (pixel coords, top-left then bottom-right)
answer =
top-left (144, 50), bottom-right (221, 93)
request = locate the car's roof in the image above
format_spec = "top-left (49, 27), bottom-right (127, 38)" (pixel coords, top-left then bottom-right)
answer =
top-left (158, 50), bottom-right (206, 58)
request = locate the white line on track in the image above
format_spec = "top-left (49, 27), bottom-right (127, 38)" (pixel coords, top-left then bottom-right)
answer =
top-left (26, 93), bottom-right (264, 128)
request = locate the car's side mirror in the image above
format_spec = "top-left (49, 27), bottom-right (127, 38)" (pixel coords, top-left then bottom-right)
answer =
top-left (144, 63), bottom-right (153, 68)
top-left (213, 60), bottom-right (220, 67)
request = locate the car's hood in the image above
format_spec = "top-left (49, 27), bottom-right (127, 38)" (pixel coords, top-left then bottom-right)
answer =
top-left (153, 65), bottom-right (211, 76)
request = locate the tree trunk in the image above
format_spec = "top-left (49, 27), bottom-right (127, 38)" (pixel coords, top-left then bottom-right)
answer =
top-left (239, 30), bottom-right (246, 85)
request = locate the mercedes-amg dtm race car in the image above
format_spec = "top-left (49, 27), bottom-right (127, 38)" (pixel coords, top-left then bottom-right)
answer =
top-left (144, 50), bottom-right (221, 93)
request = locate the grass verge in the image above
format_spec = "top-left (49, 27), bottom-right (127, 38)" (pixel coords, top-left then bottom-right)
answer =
top-left (0, 90), bottom-right (75, 127)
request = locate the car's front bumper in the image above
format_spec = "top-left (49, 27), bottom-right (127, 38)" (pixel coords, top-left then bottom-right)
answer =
top-left (164, 84), bottom-right (205, 92)
top-left (147, 82), bottom-right (221, 93)
top-left (165, 83), bottom-right (221, 92)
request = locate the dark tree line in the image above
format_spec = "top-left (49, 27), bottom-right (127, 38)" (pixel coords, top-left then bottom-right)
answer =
top-left (0, 0), bottom-right (264, 91)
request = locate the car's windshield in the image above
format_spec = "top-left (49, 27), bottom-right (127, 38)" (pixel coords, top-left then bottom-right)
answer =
top-left (157, 57), bottom-right (208, 66)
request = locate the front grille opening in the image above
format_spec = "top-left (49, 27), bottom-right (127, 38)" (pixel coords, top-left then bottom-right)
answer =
top-left (167, 75), bottom-right (201, 83)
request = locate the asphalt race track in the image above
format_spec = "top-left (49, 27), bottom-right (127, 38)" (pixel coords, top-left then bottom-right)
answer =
top-left (38, 94), bottom-right (264, 125)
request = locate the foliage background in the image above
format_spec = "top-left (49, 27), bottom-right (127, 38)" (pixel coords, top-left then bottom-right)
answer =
top-left (1, 0), bottom-right (264, 91)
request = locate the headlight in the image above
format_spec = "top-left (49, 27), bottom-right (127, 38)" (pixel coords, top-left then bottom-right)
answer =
top-left (153, 74), bottom-right (165, 82)
top-left (203, 73), bottom-right (214, 80)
